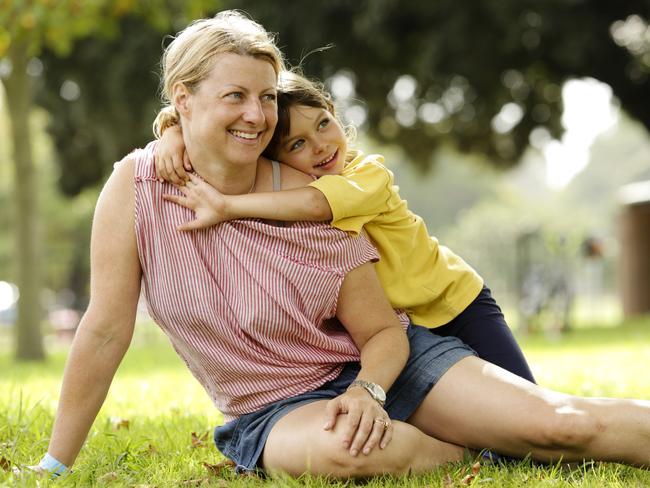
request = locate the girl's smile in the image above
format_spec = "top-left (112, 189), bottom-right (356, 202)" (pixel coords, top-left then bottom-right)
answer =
top-left (276, 106), bottom-right (347, 177)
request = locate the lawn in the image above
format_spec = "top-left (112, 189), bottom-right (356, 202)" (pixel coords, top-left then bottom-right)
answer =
top-left (1, 317), bottom-right (650, 487)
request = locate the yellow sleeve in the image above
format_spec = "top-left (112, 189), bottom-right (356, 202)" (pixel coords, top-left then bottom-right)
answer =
top-left (308, 158), bottom-right (393, 235)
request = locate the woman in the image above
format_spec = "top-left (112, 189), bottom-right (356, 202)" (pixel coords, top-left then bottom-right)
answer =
top-left (38, 10), bottom-right (650, 479)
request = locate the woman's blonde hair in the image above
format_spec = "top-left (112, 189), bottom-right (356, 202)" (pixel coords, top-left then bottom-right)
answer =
top-left (153, 10), bottom-right (284, 137)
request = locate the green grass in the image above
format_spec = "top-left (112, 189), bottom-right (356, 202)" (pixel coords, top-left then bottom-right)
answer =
top-left (1, 317), bottom-right (650, 487)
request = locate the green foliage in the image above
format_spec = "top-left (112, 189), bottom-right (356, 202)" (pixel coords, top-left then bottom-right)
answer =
top-left (226, 0), bottom-right (650, 169)
top-left (35, 18), bottom-right (165, 196)
top-left (1, 1), bottom-right (221, 197)
top-left (0, 0), bottom-right (218, 58)
top-left (0, 1), bottom-right (114, 58)
top-left (0, 0), bottom-right (219, 360)
top-left (31, 1), bottom-right (650, 196)
top-left (0, 91), bottom-right (12, 282)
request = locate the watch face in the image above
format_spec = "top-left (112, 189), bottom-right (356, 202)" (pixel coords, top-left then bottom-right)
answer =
top-left (371, 384), bottom-right (386, 403)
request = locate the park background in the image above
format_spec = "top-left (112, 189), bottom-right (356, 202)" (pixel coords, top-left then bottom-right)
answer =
top-left (2, 1), bottom-right (650, 359)
top-left (1, 1), bottom-right (650, 485)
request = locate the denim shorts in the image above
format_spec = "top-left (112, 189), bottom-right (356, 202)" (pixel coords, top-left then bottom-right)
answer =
top-left (213, 324), bottom-right (475, 473)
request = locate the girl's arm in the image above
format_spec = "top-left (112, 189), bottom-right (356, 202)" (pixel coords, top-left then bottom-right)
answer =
top-left (155, 125), bottom-right (192, 185)
top-left (45, 158), bottom-right (142, 468)
top-left (163, 173), bottom-right (333, 231)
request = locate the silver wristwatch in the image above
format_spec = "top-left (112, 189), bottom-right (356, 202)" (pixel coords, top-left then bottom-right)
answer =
top-left (347, 379), bottom-right (386, 406)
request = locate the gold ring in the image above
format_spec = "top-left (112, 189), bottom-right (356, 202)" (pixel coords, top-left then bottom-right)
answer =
top-left (374, 418), bottom-right (389, 430)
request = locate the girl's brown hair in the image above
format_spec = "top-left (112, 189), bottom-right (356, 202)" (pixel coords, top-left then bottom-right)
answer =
top-left (263, 70), bottom-right (356, 162)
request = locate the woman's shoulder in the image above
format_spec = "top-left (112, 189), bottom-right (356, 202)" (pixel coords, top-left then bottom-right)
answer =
top-left (114, 140), bottom-right (159, 182)
top-left (259, 156), bottom-right (313, 190)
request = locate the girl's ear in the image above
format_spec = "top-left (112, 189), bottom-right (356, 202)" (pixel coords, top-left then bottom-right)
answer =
top-left (173, 82), bottom-right (191, 118)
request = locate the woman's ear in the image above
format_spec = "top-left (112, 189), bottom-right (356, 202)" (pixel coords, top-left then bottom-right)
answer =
top-left (173, 82), bottom-right (191, 118)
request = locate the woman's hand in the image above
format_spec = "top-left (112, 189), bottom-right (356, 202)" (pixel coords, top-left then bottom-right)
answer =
top-left (155, 125), bottom-right (192, 185)
top-left (322, 387), bottom-right (393, 457)
top-left (163, 173), bottom-right (231, 231)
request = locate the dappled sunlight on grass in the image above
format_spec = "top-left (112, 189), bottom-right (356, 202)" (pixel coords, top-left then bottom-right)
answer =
top-left (519, 316), bottom-right (650, 397)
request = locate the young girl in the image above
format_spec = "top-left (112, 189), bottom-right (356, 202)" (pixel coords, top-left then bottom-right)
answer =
top-left (155, 71), bottom-right (536, 383)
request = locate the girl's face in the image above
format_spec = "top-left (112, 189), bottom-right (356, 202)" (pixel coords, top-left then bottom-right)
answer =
top-left (176, 53), bottom-right (278, 169)
top-left (274, 105), bottom-right (347, 177)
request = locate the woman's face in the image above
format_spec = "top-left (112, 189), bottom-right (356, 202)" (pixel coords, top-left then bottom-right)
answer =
top-left (274, 106), bottom-right (347, 177)
top-left (179, 53), bottom-right (278, 168)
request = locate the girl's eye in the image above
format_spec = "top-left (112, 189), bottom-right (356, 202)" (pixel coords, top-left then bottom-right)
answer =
top-left (318, 118), bottom-right (330, 130)
top-left (290, 139), bottom-right (305, 151)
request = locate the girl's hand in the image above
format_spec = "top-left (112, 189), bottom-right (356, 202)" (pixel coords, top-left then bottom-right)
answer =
top-left (322, 387), bottom-right (393, 457)
top-left (163, 174), bottom-right (231, 231)
top-left (155, 125), bottom-right (192, 185)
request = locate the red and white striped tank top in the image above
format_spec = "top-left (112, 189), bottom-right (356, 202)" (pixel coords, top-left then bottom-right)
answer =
top-left (132, 142), bottom-right (385, 420)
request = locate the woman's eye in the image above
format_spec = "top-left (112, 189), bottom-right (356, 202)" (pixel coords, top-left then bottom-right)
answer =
top-left (318, 118), bottom-right (330, 129)
top-left (226, 92), bottom-right (244, 100)
top-left (262, 93), bottom-right (277, 103)
top-left (290, 139), bottom-right (305, 151)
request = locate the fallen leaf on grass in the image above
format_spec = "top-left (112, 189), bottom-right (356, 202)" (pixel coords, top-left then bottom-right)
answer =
top-left (191, 431), bottom-right (210, 448)
top-left (461, 474), bottom-right (475, 485)
top-left (460, 461), bottom-right (481, 486)
top-left (182, 478), bottom-right (227, 487)
top-left (97, 472), bottom-right (119, 483)
top-left (202, 459), bottom-right (237, 478)
top-left (181, 479), bottom-right (207, 486)
top-left (0, 457), bottom-right (11, 471)
top-left (111, 417), bottom-right (131, 430)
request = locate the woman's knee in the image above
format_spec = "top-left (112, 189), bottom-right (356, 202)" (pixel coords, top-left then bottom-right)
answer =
top-left (526, 402), bottom-right (604, 451)
top-left (315, 423), bottom-right (416, 477)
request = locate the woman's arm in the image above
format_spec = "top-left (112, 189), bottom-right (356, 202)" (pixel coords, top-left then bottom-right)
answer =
top-left (324, 262), bottom-right (409, 456)
top-left (46, 158), bottom-right (142, 468)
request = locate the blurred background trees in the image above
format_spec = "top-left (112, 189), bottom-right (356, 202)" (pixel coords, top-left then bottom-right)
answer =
top-left (0, 0), bottom-right (215, 360)
top-left (1, 0), bottom-right (649, 359)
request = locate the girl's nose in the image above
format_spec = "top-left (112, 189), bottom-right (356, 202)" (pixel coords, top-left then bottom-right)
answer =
top-left (313, 140), bottom-right (326, 154)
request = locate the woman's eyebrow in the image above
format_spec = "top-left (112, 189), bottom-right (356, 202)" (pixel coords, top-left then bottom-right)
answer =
top-left (221, 84), bottom-right (277, 92)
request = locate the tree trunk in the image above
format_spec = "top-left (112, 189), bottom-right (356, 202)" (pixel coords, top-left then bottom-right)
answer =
top-left (3, 42), bottom-right (45, 361)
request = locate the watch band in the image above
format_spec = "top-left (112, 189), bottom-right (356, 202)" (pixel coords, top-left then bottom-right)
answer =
top-left (347, 379), bottom-right (386, 406)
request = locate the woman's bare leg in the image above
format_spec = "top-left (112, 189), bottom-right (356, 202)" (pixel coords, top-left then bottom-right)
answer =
top-left (409, 356), bottom-right (650, 466)
top-left (262, 400), bottom-right (465, 477)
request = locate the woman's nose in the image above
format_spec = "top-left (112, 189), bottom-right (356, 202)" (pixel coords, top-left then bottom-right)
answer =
top-left (243, 99), bottom-right (264, 125)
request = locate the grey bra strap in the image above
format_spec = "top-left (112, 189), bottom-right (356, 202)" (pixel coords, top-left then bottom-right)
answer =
top-left (271, 160), bottom-right (281, 192)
